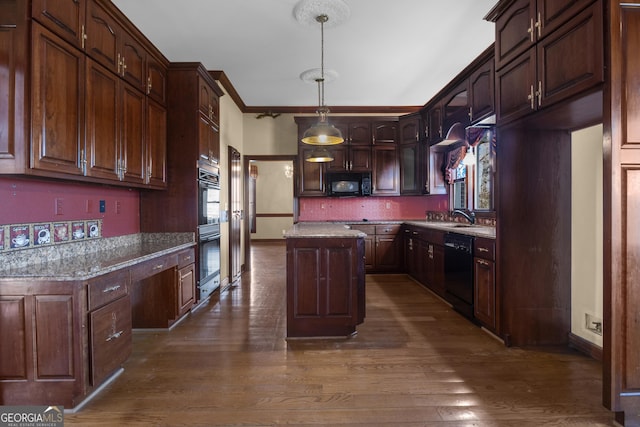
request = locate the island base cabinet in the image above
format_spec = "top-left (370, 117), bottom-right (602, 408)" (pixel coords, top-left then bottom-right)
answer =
top-left (286, 237), bottom-right (365, 338)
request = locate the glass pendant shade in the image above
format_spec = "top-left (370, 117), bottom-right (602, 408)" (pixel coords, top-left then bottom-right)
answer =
top-left (301, 120), bottom-right (344, 145)
top-left (305, 147), bottom-right (334, 162)
top-left (462, 146), bottom-right (476, 166)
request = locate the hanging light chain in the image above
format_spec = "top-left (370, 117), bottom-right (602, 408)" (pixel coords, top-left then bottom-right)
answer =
top-left (316, 14), bottom-right (328, 109)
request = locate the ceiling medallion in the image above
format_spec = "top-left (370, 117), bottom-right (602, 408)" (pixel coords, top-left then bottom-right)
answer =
top-left (293, 0), bottom-right (351, 28)
top-left (300, 68), bottom-right (338, 84)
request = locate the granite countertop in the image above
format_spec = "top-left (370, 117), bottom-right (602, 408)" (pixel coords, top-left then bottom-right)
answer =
top-left (284, 223), bottom-right (367, 239)
top-left (0, 233), bottom-right (195, 281)
top-left (404, 221), bottom-right (496, 239)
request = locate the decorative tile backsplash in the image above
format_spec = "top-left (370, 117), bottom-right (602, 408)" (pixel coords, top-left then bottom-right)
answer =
top-left (1, 219), bottom-right (102, 252)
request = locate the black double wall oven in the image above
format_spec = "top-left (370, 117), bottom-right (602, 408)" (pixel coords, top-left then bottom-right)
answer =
top-left (198, 167), bottom-right (221, 300)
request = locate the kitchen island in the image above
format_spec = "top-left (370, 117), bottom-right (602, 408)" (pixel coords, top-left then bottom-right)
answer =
top-left (284, 223), bottom-right (366, 338)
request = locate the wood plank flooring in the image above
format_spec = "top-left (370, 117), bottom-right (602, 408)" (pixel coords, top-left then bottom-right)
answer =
top-left (66, 241), bottom-right (617, 426)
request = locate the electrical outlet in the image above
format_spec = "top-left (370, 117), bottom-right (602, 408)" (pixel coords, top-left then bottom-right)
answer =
top-left (99, 200), bottom-right (106, 213)
top-left (385, 202), bottom-right (391, 209)
top-left (585, 313), bottom-right (603, 336)
top-left (115, 200), bottom-right (121, 214)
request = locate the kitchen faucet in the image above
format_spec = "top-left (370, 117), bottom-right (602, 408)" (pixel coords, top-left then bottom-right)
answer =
top-left (452, 209), bottom-right (476, 225)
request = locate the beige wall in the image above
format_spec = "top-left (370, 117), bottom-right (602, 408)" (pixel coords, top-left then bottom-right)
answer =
top-left (251, 160), bottom-right (294, 240)
top-left (243, 113), bottom-right (300, 155)
top-left (571, 124), bottom-right (603, 347)
top-left (217, 83), bottom-right (244, 283)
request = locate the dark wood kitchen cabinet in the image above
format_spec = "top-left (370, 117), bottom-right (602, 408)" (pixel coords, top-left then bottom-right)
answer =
top-left (492, 0), bottom-right (597, 70)
top-left (402, 225), bottom-right (445, 298)
top-left (474, 237), bottom-right (498, 333)
top-left (350, 223), bottom-right (401, 272)
top-left (294, 116), bottom-right (400, 197)
top-left (176, 248), bottom-right (196, 317)
top-left (399, 113), bottom-right (424, 195)
top-left (490, 1), bottom-right (603, 124)
top-left (198, 74), bottom-right (221, 164)
top-left (286, 235), bottom-right (365, 337)
top-left (468, 54), bottom-right (495, 124)
top-left (32, 0), bottom-right (86, 49)
top-left (1, 0), bottom-right (168, 188)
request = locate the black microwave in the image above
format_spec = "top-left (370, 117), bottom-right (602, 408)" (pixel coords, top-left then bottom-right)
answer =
top-left (326, 172), bottom-right (371, 197)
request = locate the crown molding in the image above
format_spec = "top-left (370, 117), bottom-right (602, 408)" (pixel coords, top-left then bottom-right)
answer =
top-left (209, 70), bottom-right (421, 116)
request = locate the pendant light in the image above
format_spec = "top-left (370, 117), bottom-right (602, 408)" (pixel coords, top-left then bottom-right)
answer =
top-left (462, 145), bottom-right (476, 166)
top-left (305, 147), bottom-right (334, 163)
top-left (300, 13), bottom-right (344, 146)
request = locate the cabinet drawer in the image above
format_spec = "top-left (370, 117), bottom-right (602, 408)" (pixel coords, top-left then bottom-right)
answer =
top-left (349, 224), bottom-right (376, 235)
top-left (475, 237), bottom-right (496, 260)
top-left (89, 295), bottom-right (132, 385)
top-left (375, 224), bottom-right (400, 235)
top-left (130, 254), bottom-right (178, 282)
top-left (87, 269), bottom-right (130, 311)
top-left (178, 248), bottom-right (195, 268)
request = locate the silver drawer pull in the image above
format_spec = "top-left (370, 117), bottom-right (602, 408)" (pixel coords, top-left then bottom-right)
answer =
top-left (478, 247), bottom-right (490, 253)
top-left (477, 259), bottom-right (490, 266)
top-left (153, 264), bottom-right (164, 270)
top-left (106, 331), bottom-right (124, 342)
top-left (102, 285), bottom-right (121, 293)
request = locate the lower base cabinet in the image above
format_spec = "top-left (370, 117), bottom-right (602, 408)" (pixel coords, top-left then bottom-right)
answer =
top-left (350, 223), bottom-right (401, 272)
top-left (0, 245), bottom-right (196, 409)
top-left (403, 225), bottom-right (445, 298)
top-left (286, 236), bottom-right (365, 337)
top-left (474, 237), bottom-right (497, 333)
top-left (89, 295), bottom-right (132, 385)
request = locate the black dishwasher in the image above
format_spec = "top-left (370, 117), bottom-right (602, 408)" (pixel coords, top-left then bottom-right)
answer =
top-left (444, 233), bottom-right (475, 321)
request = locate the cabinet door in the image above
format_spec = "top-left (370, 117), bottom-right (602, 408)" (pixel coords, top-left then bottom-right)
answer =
top-left (89, 295), bottom-right (132, 385)
top-left (375, 235), bottom-right (400, 271)
top-left (494, 0), bottom-right (535, 70)
top-left (536, 2), bottom-right (603, 109)
top-left (400, 143), bottom-right (420, 194)
top-left (372, 122), bottom-right (398, 144)
top-left (297, 146), bottom-right (326, 196)
top-left (428, 149), bottom-right (447, 195)
top-left (146, 100), bottom-right (167, 187)
top-left (537, 0), bottom-right (597, 39)
top-left (32, 0), bottom-right (86, 49)
top-left (85, 0), bottom-right (120, 73)
top-left (469, 56), bottom-right (495, 124)
top-left (0, 1), bottom-right (28, 174)
top-left (177, 264), bottom-right (195, 316)
top-left (86, 59), bottom-right (119, 180)
top-left (326, 146), bottom-right (348, 172)
top-left (425, 104), bottom-right (443, 144)
top-left (121, 83), bottom-right (145, 184)
top-left (431, 244), bottom-right (445, 298)
top-left (474, 257), bottom-right (496, 331)
top-left (442, 81), bottom-right (470, 132)
top-left (350, 146), bottom-right (372, 171)
top-left (121, 31), bottom-right (146, 91)
top-left (146, 55), bottom-right (167, 104)
top-left (347, 121), bottom-right (371, 145)
top-left (496, 47), bottom-right (536, 124)
top-left (363, 235), bottom-right (374, 271)
top-left (31, 24), bottom-right (84, 176)
top-left (372, 146), bottom-right (399, 195)
top-left (198, 76), bottom-right (215, 118)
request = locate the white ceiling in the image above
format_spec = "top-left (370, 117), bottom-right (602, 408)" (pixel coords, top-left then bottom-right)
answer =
top-left (112, 0), bottom-right (497, 109)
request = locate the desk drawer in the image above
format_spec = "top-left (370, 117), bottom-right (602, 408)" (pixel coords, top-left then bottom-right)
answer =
top-left (178, 248), bottom-right (195, 268)
top-left (88, 269), bottom-right (130, 311)
top-left (130, 253), bottom-right (178, 282)
top-left (349, 224), bottom-right (375, 235)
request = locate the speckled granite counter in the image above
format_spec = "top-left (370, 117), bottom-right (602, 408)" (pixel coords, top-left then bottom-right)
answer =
top-left (0, 232), bottom-right (195, 281)
top-left (284, 223), bottom-right (367, 239)
top-left (404, 221), bottom-right (496, 239)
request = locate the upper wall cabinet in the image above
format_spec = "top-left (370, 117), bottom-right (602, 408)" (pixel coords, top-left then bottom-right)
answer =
top-left (492, 0), bottom-right (597, 70)
top-left (488, 0), bottom-right (603, 124)
top-left (1, 0), bottom-right (169, 189)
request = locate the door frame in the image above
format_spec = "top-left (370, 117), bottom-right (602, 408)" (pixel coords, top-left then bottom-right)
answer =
top-left (242, 155), bottom-right (298, 271)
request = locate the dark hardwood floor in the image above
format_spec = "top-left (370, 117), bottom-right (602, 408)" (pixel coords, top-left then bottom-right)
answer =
top-left (66, 241), bottom-right (617, 426)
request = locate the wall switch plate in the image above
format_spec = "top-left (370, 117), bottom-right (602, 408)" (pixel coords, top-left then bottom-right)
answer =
top-left (585, 313), bottom-right (603, 336)
top-left (54, 198), bottom-right (63, 215)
